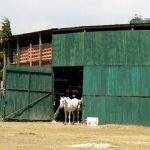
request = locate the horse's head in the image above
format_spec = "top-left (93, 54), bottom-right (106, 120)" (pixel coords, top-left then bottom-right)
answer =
top-left (59, 96), bottom-right (65, 108)
top-left (59, 96), bottom-right (70, 108)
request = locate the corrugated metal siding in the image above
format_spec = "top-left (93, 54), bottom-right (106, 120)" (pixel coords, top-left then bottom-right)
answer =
top-left (52, 32), bottom-right (84, 66)
top-left (85, 30), bottom-right (150, 65)
top-left (52, 30), bottom-right (150, 125)
top-left (83, 66), bottom-right (150, 125)
top-left (53, 30), bottom-right (150, 66)
top-left (82, 96), bottom-right (150, 125)
top-left (4, 65), bottom-right (53, 121)
top-left (83, 66), bottom-right (150, 96)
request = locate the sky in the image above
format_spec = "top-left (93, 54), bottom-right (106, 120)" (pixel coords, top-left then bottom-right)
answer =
top-left (0, 0), bottom-right (150, 35)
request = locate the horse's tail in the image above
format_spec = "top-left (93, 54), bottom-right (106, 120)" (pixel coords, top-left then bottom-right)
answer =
top-left (77, 97), bottom-right (83, 111)
top-left (78, 97), bottom-right (83, 105)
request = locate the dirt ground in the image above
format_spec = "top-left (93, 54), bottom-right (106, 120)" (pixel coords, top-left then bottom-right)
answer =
top-left (0, 121), bottom-right (149, 150)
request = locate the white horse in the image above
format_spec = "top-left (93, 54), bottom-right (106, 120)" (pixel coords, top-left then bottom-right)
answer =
top-left (59, 96), bottom-right (83, 124)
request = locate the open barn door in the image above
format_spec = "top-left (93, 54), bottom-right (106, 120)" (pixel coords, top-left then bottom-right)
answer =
top-left (3, 65), bottom-right (53, 121)
top-left (53, 66), bottom-right (83, 122)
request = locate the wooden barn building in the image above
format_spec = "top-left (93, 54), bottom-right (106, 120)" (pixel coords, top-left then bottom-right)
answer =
top-left (1, 24), bottom-right (150, 125)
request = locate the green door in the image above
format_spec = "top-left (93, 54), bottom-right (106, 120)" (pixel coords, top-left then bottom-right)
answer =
top-left (3, 65), bottom-right (53, 121)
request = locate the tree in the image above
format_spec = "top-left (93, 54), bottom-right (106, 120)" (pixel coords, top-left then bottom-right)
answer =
top-left (0, 30), bottom-right (2, 49)
top-left (0, 17), bottom-right (12, 46)
top-left (129, 14), bottom-right (143, 24)
top-left (143, 18), bottom-right (150, 23)
top-left (0, 30), bottom-right (3, 81)
top-left (0, 17), bottom-right (12, 81)
top-left (130, 14), bottom-right (150, 24)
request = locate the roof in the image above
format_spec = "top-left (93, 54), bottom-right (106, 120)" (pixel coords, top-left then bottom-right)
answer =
top-left (9, 28), bottom-right (56, 41)
top-left (10, 23), bottom-right (150, 40)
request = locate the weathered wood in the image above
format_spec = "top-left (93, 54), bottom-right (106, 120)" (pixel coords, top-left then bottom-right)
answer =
top-left (16, 38), bottom-right (20, 65)
top-left (39, 33), bottom-right (42, 66)
top-left (7, 42), bottom-right (11, 65)
top-left (4, 65), bottom-right (53, 121)
top-left (53, 107), bottom-right (60, 120)
top-left (30, 43), bottom-right (32, 66)
top-left (2, 45), bottom-right (6, 120)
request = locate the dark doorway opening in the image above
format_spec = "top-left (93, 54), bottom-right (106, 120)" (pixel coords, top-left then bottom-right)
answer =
top-left (53, 66), bottom-right (83, 122)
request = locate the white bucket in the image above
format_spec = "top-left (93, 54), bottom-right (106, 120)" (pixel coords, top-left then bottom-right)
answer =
top-left (86, 117), bottom-right (99, 126)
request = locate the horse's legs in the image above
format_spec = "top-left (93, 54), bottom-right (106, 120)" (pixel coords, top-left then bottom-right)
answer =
top-left (72, 112), bottom-right (75, 124)
top-left (64, 111), bottom-right (67, 124)
top-left (77, 108), bottom-right (80, 124)
top-left (68, 111), bottom-right (71, 125)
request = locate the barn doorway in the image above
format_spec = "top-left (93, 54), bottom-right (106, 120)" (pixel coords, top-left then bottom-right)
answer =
top-left (53, 66), bottom-right (83, 122)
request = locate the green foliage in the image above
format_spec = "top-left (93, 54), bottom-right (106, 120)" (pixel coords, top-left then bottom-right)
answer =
top-left (1, 17), bottom-right (12, 37)
top-left (0, 30), bottom-right (2, 49)
top-left (0, 17), bottom-right (12, 47)
top-left (130, 14), bottom-right (150, 24)
top-left (0, 51), bottom-right (3, 80)
top-left (130, 14), bottom-right (143, 24)
top-left (0, 17), bottom-right (12, 80)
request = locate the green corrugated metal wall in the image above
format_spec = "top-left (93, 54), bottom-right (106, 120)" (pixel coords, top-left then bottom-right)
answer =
top-left (85, 30), bottom-right (150, 66)
top-left (83, 66), bottom-right (150, 125)
top-left (53, 30), bottom-right (150, 66)
top-left (82, 96), bottom-right (150, 125)
top-left (83, 66), bottom-right (150, 97)
top-left (52, 32), bottom-right (84, 66)
top-left (4, 65), bottom-right (53, 121)
top-left (52, 30), bottom-right (150, 125)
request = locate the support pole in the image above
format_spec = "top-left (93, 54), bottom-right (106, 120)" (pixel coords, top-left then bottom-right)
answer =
top-left (17, 38), bottom-right (20, 65)
top-left (3, 45), bottom-right (6, 69)
top-left (2, 45), bottom-right (6, 120)
top-left (30, 43), bottom-right (32, 67)
top-left (39, 33), bottom-right (42, 66)
top-left (6, 42), bottom-right (10, 65)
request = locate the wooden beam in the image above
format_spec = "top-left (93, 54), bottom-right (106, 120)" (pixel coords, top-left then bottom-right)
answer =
top-left (2, 45), bottom-right (6, 119)
top-left (3, 45), bottom-right (6, 68)
top-left (39, 33), bottom-right (42, 66)
top-left (30, 43), bottom-right (32, 66)
top-left (17, 38), bottom-right (20, 65)
top-left (6, 42), bottom-right (11, 65)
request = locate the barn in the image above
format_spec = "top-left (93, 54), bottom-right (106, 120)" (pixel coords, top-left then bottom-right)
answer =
top-left (1, 24), bottom-right (150, 125)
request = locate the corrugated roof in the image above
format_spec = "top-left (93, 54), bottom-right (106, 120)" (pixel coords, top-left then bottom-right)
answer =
top-left (9, 28), bottom-right (57, 40)
top-left (10, 23), bottom-right (150, 40)
top-left (53, 23), bottom-right (150, 33)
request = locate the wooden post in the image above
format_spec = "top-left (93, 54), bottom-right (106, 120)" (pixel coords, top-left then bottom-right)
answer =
top-left (17, 38), bottom-right (20, 65)
top-left (6, 42), bottom-right (10, 65)
top-left (2, 44), bottom-right (6, 120)
top-left (39, 33), bottom-right (42, 66)
top-left (2, 44), bottom-right (6, 90)
top-left (30, 43), bottom-right (32, 67)
top-left (3, 45), bottom-right (6, 69)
